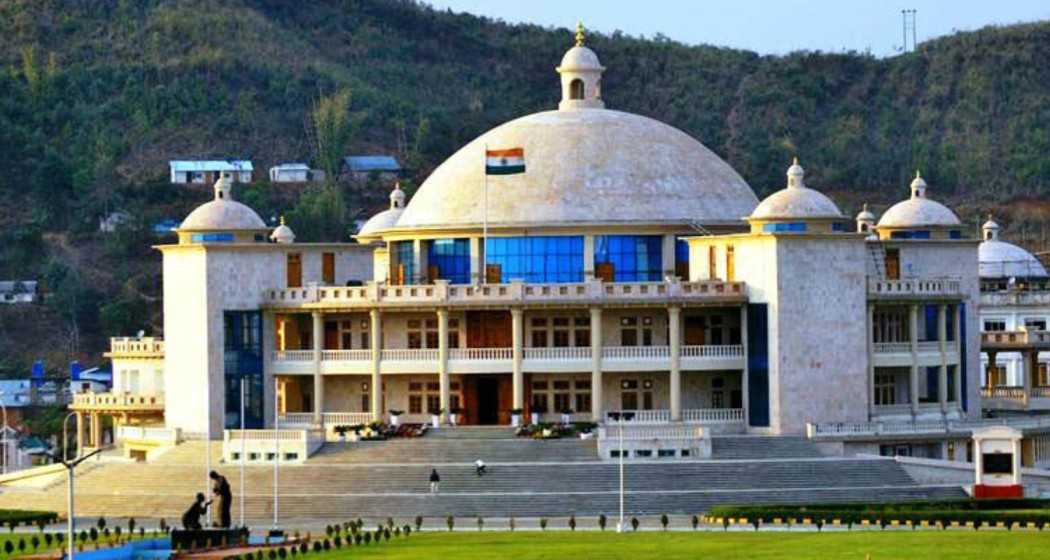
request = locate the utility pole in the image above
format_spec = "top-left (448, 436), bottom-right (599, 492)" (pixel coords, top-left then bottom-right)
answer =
top-left (901, 9), bottom-right (917, 52)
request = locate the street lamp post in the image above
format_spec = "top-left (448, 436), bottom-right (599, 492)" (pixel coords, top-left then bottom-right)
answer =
top-left (607, 411), bottom-right (635, 532)
top-left (273, 378), bottom-right (279, 531)
top-left (55, 412), bottom-right (103, 560)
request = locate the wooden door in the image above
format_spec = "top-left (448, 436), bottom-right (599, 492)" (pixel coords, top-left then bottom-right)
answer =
top-left (726, 246), bottom-right (735, 281)
top-left (596, 262), bottom-right (615, 282)
top-left (486, 264), bottom-right (502, 284)
top-left (684, 316), bottom-right (706, 345)
top-left (322, 253), bottom-right (335, 284)
top-left (324, 321), bottom-right (339, 350)
top-left (428, 265), bottom-right (439, 283)
top-left (885, 249), bottom-right (900, 280)
top-left (287, 253), bottom-right (302, 288)
top-left (467, 311), bottom-right (512, 348)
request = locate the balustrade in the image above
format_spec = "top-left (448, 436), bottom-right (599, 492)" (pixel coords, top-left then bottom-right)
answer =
top-left (449, 348), bottom-right (512, 361)
top-left (682, 408), bottom-right (744, 423)
top-left (681, 345), bottom-right (744, 358)
top-left (522, 347), bottom-right (589, 360)
top-left (602, 346), bottom-right (671, 360)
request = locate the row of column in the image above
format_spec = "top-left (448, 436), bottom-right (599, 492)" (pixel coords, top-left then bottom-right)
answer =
top-left (300, 303), bottom-right (736, 425)
top-left (867, 303), bottom-right (961, 417)
top-left (73, 411), bottom-right (107, 450)
top-left (984, 348), bottom-right (1038, 406)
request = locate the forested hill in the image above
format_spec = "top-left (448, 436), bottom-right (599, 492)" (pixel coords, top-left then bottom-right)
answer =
top-left (2, 0), bottom-right (1050, 374)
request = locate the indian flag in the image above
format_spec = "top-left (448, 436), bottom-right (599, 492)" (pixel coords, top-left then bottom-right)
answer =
top-left (485, 148), bottom-right (525, 175)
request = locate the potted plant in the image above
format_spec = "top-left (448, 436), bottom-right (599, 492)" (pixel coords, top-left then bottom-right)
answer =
top-left (510, 408), bottom-right (524, 427)
top-left (560, 408), bottom-right (574, 425)
top-left (449, 408), bottom-right (462, 426)
top-left (389, 410), bottom-right (404, 427)
top-left (333, 425), bottom-right (350, 442)
top-left (432, 409), bottom-right (444, 428)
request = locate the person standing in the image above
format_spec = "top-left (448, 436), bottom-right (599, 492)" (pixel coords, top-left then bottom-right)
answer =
top-left (429, 468), bottom-right (440, 493)
top-left (209, 470), bottom-right (233, 528)
top-left (474, 459), bottom-right (486, 476)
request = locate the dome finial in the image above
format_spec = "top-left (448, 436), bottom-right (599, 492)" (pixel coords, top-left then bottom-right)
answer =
top-left (787, 157), bottom-right (805, 189)
top-left (910, 170), bottom-right (927, 198)
top-left (575, 21), bottom-right (586, 47)
top-left (279, 215), bottom-right (286, 226)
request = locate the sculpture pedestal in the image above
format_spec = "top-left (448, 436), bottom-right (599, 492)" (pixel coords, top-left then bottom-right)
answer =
top-left (973, 484), bottom-right (1023, 499)
top-left (171, 528), bottom-right (248, 550)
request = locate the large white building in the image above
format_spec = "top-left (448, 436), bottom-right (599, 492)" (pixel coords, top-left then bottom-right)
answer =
top-left (79, 28), bottom-right (1050, 465)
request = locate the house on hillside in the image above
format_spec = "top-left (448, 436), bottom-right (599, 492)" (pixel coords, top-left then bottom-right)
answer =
top-left (269, 163), bottom-right (325, 183)
top-left (99, 211), bottom-right (131, 233)
top-left (169, 160), bottom-right (253, 184)
top-left (342, 155), bottom-right (400, 181)
top-left (0, 426), bottom-right (51, 473)
top-left (69, 363), bottom-right (113, 395)
top-left (0, 281), bottom-right (37, 304)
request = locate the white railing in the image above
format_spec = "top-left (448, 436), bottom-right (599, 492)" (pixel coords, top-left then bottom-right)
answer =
top-left (917, 341), bottom-right (941, 352)
top-left (808, 416), bottom-right (1050, 439)
top-left (322, 412), bottom-right (373, 426)
top-left (873, 342), bottom-right (911, 354)
top-left (278, 412), bottom-right (316, 426)
top-left (1032, 387), bottom-right (1050, 399)
top-left (116, 425), bottom-right (180, 444)
top-left (681, 345), bottom-right (744, 358)
top-left (225, 429), bottom-right (313, 442)
top-left (605, 409), bottom-right (671, 424)
top-left (598, 425), bottom-right (705, 440)
top-left (272, 350), bottom-right (313, 362)
top-left (107, 337), bottom-right (165, 357)
top-left (602, 346), bottom-right (671, 360)
top-left (322, 349), bottom-right (372, 362)
top-left (982, 330), bottom-right (1050, 347)
top-left (263, 278), bottom-right (748, 308)
top-left (449, 348), bottom-right (512, 360)
top-left (682, 408), bottom-right (744, 423)
top-left (981, 386), bottom-right (1026, 400)
top-left (380, 348), bottom-right (439, 361)
top-left (523, 347), bottom-right (590, 360)
top-left (867, 277), bottom-right (963, 297)
top-left (71, 393), bottom-right (164, 410)
top-left (222, 428), bottom-right (324, 463)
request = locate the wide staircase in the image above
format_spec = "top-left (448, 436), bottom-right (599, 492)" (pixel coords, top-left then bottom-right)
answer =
top-left (0, 430), bottom-right (964, 523)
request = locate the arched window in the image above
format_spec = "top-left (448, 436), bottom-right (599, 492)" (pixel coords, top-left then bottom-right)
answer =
top-left (569, 79), bottom-right (585, 100)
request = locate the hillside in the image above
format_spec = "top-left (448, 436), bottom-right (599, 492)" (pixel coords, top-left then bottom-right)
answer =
top-left (2, 0), bottom-right (1050, 375)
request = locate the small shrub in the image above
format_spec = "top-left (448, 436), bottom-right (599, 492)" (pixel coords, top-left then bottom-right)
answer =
top-left (415, 515), bottom-right (423, 532)
top-left (477, 516), bottom-right (484, 531)
top-left (447, 516), bottom-right (454, 532)
top-left (691, 515), bottom-right (699, 530)
top-left (323, 539), bottom-right (331, 550)
top-left (97, 518), bottom-right (106, 531)
top-left (298, 542), bottom-right (308, 554)
top-left (89, 528), bottom-right (98, 543)
top-left (267, 549), bottom-right (277, 560)
top-left (509, 517), bottom-right (516, 531)
top-left (56, 533), bottom-right (64, 544)
top-left (18, 538), bottom-right (26, 553)
top-left (404, 525), bottom-right (412, 536)
top-left (36, 519), bottom-right (47, 533)
top-left (128, 518), bottom-right (136, 534)
top-left (660, 514), bottom-right (668, 531)
top-left (540, 518), bottom-right (548, 531)
top-left (31, 535), bottom-right (40, 551)
top-left (569, 515), bottom-right (576, 531)
top-left (334, 535), bottom-right (343, 548)
top-left (383, 529), bottom-right (391, 542)
top-left (354, 534), bottom-right (362, 545)
top-left (599, 514), bottom-right (607, 531)
top-left (363, 533), bottom-right (372, 545)
top-left (312, 541), bottom-right (322, 553)
top-left (45, 532), bottom-right (54, 547)
top-left (631, 517), bottom-right (639, 532)
top-left (279, 547), bottom-right (289, 558)
top-left (387, 517), bottom-right (394, 530)
top-left (6, 520), bottom-right (15, 533)
top-left (4, 541), bottom-right (13, 554)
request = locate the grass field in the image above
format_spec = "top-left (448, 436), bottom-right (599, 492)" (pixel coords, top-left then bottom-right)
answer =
top-left (304, 531), bottom-right (1049, 560)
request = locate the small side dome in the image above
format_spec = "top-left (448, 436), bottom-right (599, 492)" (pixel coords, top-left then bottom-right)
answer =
top-left (749, 158), bottom-right (844, 220)
top-left (270, 216), bottom-right (296, 244)
top-left (877, 171), bottom-right (961, 229)
top-left (180, 174), bottom-right (267, 231)
top-left (355, 182), bottom-right (407, 240)
top-left (856, 203), bottom-right (877, 234)
top-left (979, 214), bottom-right (1047, 279)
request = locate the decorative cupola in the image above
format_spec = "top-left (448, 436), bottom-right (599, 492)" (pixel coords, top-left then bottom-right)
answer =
top-left (176, 173), bottom-right (269, 244)
top-left (748, 158), bottom-right (845, 234)
top-left (270, 216), bottom-right (296, 244)
top-left (856, 203), bottom-right (876, 234)
top-left (557, 22), bottom-right (605, 110)
top-left (355, 181), bottom-right (409, 242)
top-left (982, 215), bottom-right (1000, 241)
top-left (876, 169), bottom-right (962, 240)
top-left (390, 181), bottom-right (406, 209)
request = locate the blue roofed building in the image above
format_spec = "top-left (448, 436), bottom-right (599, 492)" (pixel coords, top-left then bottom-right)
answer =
top-left (342, 155), bottom-right (401, 181)
top-left (169, 160), bottom-right (253, 184)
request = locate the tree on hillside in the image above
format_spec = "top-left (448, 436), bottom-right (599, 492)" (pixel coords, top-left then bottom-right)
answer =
top-left (308, 88), bottom-right (354, 182)
top-left (285, 183), bottom-right (349, 243)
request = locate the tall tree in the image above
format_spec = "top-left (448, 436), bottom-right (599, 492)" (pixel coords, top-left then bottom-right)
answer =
top-left (308, 88), bottom-right (354, 182)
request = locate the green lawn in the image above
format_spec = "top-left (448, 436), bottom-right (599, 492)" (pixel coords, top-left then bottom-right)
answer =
top-left (305, 531), bottom-right (1049, 560)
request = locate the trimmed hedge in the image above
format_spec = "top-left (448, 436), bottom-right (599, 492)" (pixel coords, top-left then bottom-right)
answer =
top-left (708, 499), bottom-right (1050, 528)
top-left (0, 510), bottom-right (59, 527)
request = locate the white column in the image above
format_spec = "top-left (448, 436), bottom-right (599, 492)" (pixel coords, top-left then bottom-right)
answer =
top-left (75, 412), bottom-right (85, 452)
top-left (867, 303), bottom-right (875, 418)
top-left (1024, 350), bottom-right (1035, 408)
top-left (974, 439), bottom-right (983, 486)
top-left (739, 304), bottom-right (749, 425)
top-left (413, 239), bottom-right (426, 284)
top-left (583, 235), bottom-right (596, 280)
top-left (437, 309), bottom-right (450, 423)
top-left (590, 307), bottom-right (603, 421)
top-left (470, 237), bottom-right (482, 285)
top-left (370, 308), bottom-right (383, 422)
top-left (909, 304), bottom-right (920, 416)
top-left (1012, 438), bottom-right (1023, 486)
top-left (953, 305), bottom-right (963, 405)
top-left (511, 308), bottom-right (524, 412)
top-left (669, 305), bottom-right (682, 421)
top-left (938, 304), bottom-right (948, 414)
top-left (661, 235), bottom-right (676, 279)
top-left (312, 311), bottom-right (324, 426)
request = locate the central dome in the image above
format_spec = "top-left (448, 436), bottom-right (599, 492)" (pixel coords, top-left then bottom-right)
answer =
top-left (395, 109), bottom-right (759, 230)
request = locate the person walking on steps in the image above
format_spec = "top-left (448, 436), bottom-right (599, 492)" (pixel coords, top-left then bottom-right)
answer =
top-left (430, 468), bottom-right (441, 493)
top-left (475, 458), bottom-right (486, 476)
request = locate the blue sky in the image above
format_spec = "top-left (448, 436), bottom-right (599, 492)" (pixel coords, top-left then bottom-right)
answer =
top-left (425, 1), bottom-right (1050, 56)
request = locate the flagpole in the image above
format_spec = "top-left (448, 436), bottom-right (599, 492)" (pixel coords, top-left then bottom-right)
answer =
top-left (482, 143), bottom-right (488, 284)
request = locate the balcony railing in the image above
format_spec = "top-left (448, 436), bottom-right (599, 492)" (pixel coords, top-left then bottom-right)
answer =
top-left (273, 344), bottom-right (746, 364)
top-left (117, 425), bottom-right (180, 444)
top-left (522, 347), bottom-right (589, 360)
top-left (106, 337), bottom-right (164, 357)
top-left (451, 348), bottom-right (513, 361)
top-left (682, 345), bottom-right (744, 358)
top-left (71, 393), bottom-right (164, 411)
top-left (981, 386), bottom-right (1027, 400)
top-left (274, 350), bottom-right (313, 361)
top-left (322, 349), bottom-right (372, 361)
top-left (682, 408), bottom-right (745, 423)
top-left (278, 412), bottom-right (374, 427)
top-left (602, 346), bottom-right (671, 360)
top-left (867, 277), bottom-right (963, 298)
top-left (263, 278), bottom-right (747, 309)
top-left (808, 416), bottom-right (1050, 439)
top-left (873, 342), bottom-right (911, 354)
top-left (381, 348), bottom-right (439, 361)
top-left (982, 330), bottom-right (1050, 348)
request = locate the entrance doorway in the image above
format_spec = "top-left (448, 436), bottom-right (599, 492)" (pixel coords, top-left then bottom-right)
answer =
top-left (477, 377), bottom-right (500, 425)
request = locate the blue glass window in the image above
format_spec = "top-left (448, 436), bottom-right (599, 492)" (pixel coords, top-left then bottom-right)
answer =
top-left (427, 238), bottom-right (471, 284)
top-left (949, 230), bottom-right (962, 239)
top-left (594, 235), bottom-right (663, 282)
top-left (485, 236), bottom-right (584, 283)
top-left (762, 222), bottom-right (807, 232)
top-left (224, 311), bottom-right (263, 429)
top-left (393, 241), bottom-right (416, 285)
top-left (890, 230), bottom-right (932, 239)
top-left (191, 233), bottom-right (235, 242)
top-left (675, 237), bottom-right (690, 270)
top-left (832, 222), bottom-right (847, 232)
